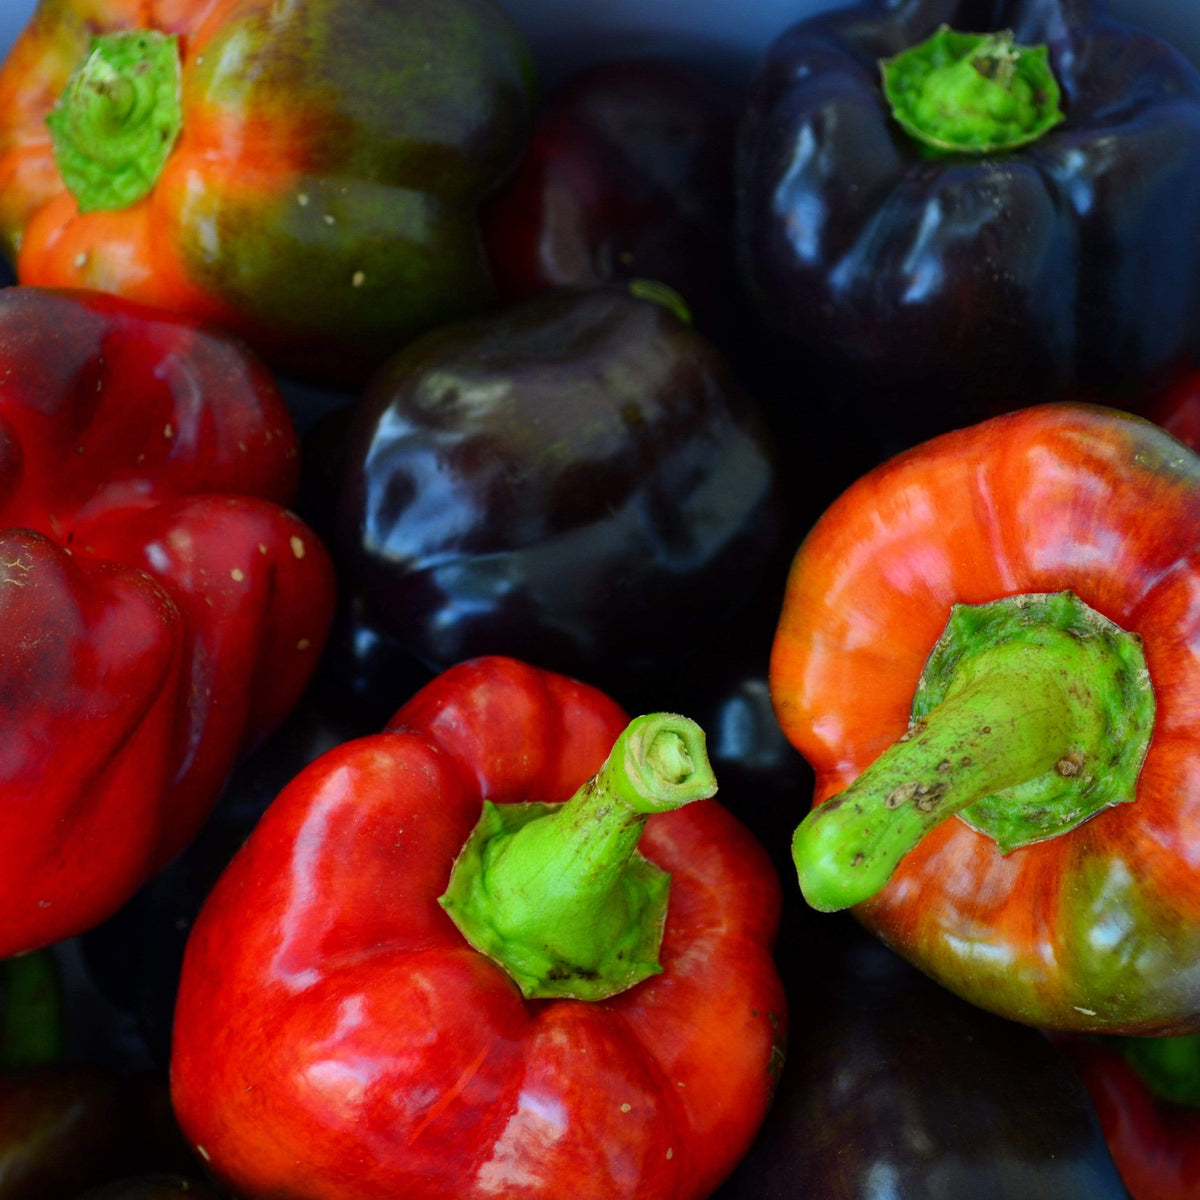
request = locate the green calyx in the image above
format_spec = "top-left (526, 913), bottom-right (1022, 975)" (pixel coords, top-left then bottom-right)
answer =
top-left (46, 29), bottom-right (183, 213)
top-left (439, 713), bottom-right (716, 1001)
top-left (880, 25), bottom-right (1064, 154)
top-left (794, 591), bottom-right (1154, 913)
top-left (1114, 1034), bottom-right (1200, 1108)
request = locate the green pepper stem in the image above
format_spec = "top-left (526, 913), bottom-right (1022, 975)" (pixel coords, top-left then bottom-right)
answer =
top-left (439, 713), bottom-right (716, 1000)
top-left (793, 592), bottom-right (1154, 913)
top-left (880, 25), bottom-right (1065, 154)
top-left (795, 668), bottom-right (1074, 911)
top-left (46, 30), bottom-right (183, 213)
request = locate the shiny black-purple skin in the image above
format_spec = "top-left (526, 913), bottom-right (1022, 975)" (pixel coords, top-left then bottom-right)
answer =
top-left (736, 0), bottom-right (1200, 446)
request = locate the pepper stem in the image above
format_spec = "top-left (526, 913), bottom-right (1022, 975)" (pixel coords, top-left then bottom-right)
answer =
top-left (46, 30), bottom-right (183, 213)
top-left (439, 713), bottom-right (716, 1000)
top-left (880, 25), bottom-right (1065, 154)
top-left (794, 592), bottom-right (1154, 913)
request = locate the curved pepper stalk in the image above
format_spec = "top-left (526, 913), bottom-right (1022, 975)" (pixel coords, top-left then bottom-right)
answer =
top-left (793, 591), bottom-right (1154, 912)
top-left (440, 713), bottom-right (717, 1000)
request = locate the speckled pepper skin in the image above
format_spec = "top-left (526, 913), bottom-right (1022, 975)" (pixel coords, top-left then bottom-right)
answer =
top-left (0, 0), bottom-right (536, 383)
top-left (0, 286), bottom-right (334, 956)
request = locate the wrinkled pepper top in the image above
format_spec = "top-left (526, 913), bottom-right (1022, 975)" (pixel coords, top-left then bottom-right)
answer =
top-left (0, 286), bottom-right (335, 957)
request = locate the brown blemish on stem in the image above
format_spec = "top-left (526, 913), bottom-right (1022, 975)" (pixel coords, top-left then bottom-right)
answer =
top-left (1055, 751), bottom-right (1085, 777)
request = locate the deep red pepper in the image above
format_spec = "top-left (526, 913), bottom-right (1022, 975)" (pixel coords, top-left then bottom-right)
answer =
top-left (170, 656), bottom-right (785, 1200)
top-left (0, 285), bottom-right (335, 956)
top-left (1060, 1036), bottom-right (1200, 1200)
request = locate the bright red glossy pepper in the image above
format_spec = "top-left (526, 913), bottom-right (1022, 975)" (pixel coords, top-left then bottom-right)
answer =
top-left (0, 285), bottom-right (334, 957)
top-left (771, 403), bottom-right (1200, 1035)
top-left (1059, 1034), bottom-right (1200, 1200)
top-left (170, 656), bottom-right (785, 1200)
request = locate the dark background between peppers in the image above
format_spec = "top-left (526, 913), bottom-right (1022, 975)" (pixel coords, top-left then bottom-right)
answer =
top-left (2, 0), bottom-right (1200, 1198)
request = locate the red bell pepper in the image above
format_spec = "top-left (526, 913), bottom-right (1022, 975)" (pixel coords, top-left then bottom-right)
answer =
top-left (0, 285), bottom-right (334, 957)
top-left (1059, 1034), bottom-right (1200, 1200)
top-left (772, 403), bottom-right (1200, 1034)
top-left (170, 656), bottom-right (785, 1200)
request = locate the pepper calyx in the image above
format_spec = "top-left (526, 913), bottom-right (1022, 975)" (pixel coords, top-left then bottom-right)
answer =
top-left (439, 713), bottom-right (716, 1001)
top-left (880, 25), bottom-right (1065, 154)
top-left (793, 591), bottom-right (1154, 913)
top-left (46, 29), bottom-right (183, 213)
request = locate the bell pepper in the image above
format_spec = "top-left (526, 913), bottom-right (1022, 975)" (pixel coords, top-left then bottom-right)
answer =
top-left (479, 58), bottom-right (744, 348)
top-left (0, 0), bottom-right (536, 384)
top-left (331, 283), bottom-right (784, 699)
top-left (714, 910), bottom-right (1129, 1199)
top-left (736, 0), bottom-right (1200, 445)
top-left (170, 655), bottom-right (785, 1200)
top-left (772, 402), bottom-right (1200, 1034)
top-left (1059, 1033), bottom-right (1200, 1200)
top-left (0, 284), bottom-right (335, 957)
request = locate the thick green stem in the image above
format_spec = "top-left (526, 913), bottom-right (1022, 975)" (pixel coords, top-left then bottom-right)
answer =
top-left (794, 592), bottom-right (1154, 913)
top-left (46, 30), bottom-right (183, 213)
top-left (439, 713), bottom-right (716, 1000)
top-left (880, 25), bottom-right (1065, 154)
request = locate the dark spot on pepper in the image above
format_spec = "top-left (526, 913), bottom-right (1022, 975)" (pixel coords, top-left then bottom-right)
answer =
top-left (852, 852), bottom-right (864, 867)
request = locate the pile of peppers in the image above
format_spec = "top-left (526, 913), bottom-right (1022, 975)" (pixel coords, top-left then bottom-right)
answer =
top-left (3, 0), bottom-right (1200, 1196)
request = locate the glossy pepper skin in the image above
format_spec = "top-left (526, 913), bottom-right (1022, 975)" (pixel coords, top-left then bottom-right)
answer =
top-left (1060, 1036), bottom-right (1200, 1200)
top-left (0, 285), bottom-right (334, 956)
top-left (80, 668), bottom-right (398, 1067)
top-left (170, 656), bottom-right (785, 1200)
top-left (736, 0), bottom-right (1200, 445)
top-left (333, 284), bottom-right (783, 699)
top-left (714, 911), bottom-right (1129, 1199)
top-left (0, 0), bottom-right (535, 384)
top-left (771, 403), bottom-right (1200, 1035)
